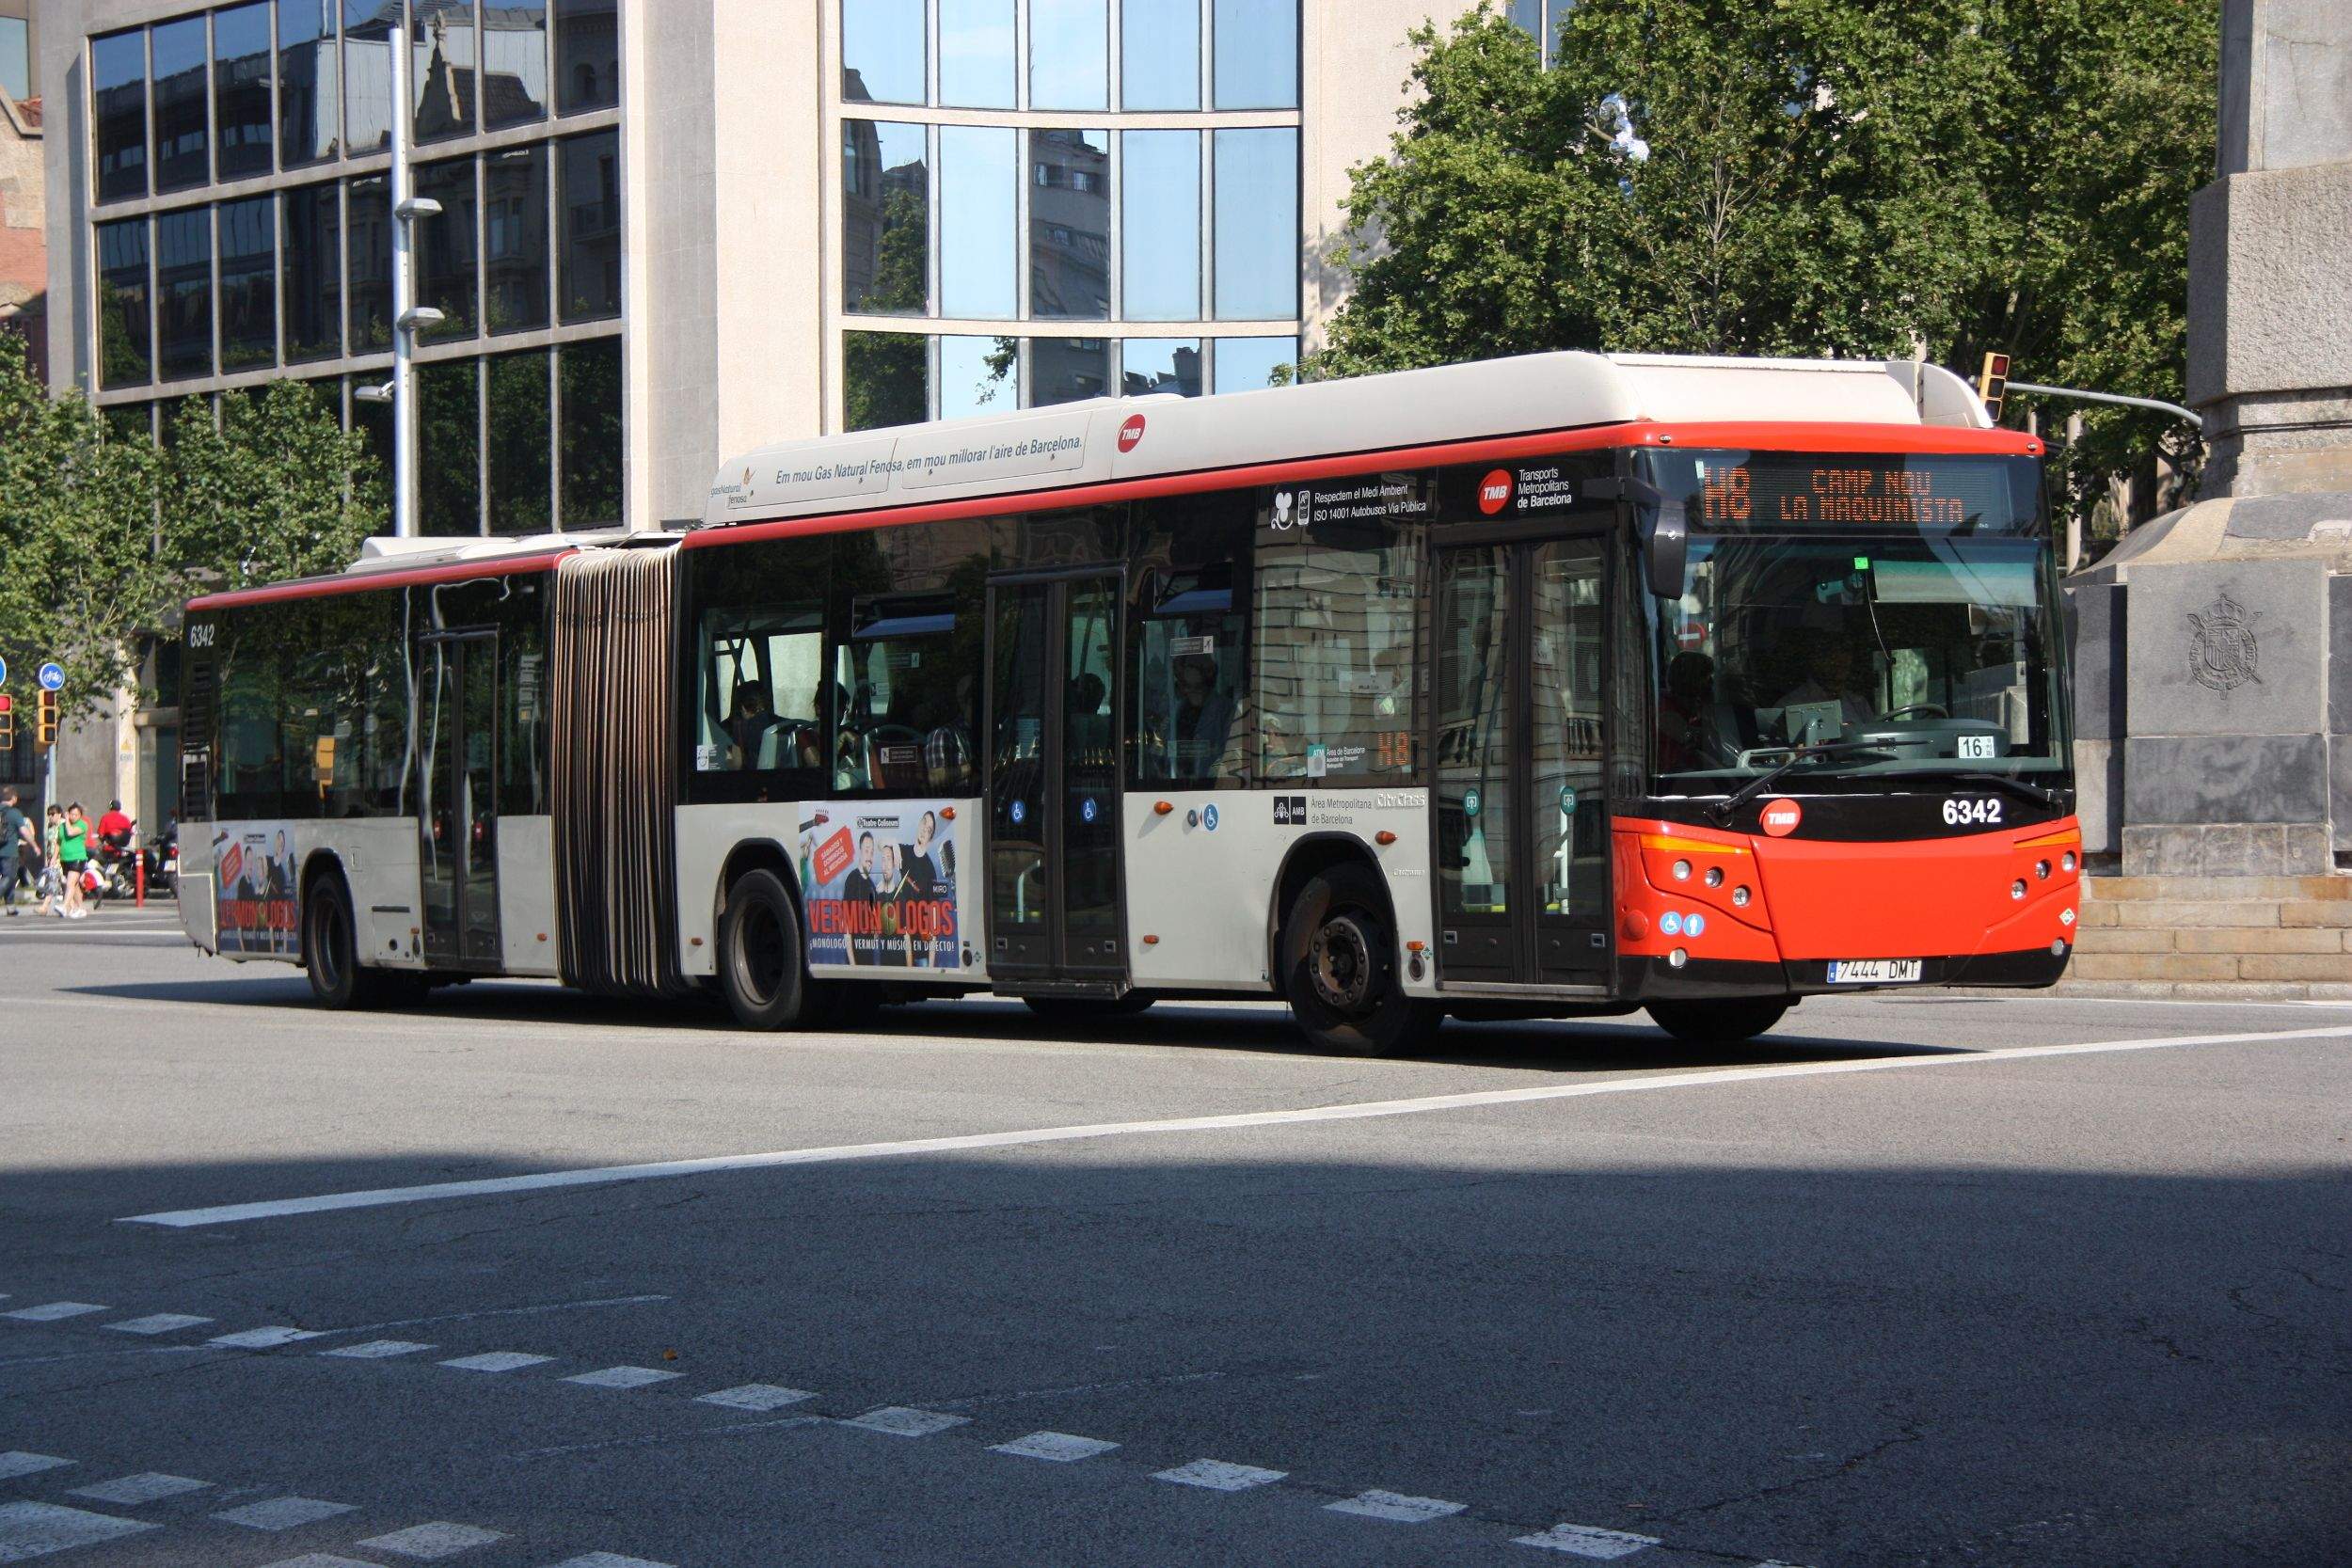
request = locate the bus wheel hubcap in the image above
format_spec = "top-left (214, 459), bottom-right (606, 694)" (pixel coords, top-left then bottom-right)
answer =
top-left (1311, 915), bottom-right (1374, 1011)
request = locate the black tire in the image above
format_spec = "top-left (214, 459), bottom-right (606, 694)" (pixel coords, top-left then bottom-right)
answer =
top-left (718, 868), bottom-right (810, 1030)
top-left (1279, 862), bottom-right (1438, 1056)
top-left (1645, 997), bottom-right (1791, 1044)
top-left (303, 875), bottom-right (422, 1009)
top-left (1024, 993), bottom-right (1154, 1022)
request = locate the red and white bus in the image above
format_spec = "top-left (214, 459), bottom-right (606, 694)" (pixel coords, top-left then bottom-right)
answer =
top-left (176, 352), bottom-right (2080, 1053)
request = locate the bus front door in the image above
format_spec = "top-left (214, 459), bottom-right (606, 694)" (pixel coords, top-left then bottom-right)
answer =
top-left (984, 572), bottom-right (1128, 990)
top-left (1431, 535), bottom-right (1611, 988)
top-left (418, 631), bottom-right (502, 969)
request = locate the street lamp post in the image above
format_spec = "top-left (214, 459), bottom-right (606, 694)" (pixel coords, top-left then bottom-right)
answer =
top-left (356, 28), bottom-right (443, 541)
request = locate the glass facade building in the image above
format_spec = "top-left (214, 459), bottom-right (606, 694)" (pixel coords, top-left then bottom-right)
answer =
top-left (837, 0), bottom-right (1303, 430)
top-left (81, 0), bottom-right (623, 535)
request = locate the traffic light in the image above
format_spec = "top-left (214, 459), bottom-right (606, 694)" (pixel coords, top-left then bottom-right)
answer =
top-left (35, 689), bottom-right (57, 750)
top-left (0, 693), bottom-right (11, 750)
top-left (1978, 352), bottom-right (2011, 422)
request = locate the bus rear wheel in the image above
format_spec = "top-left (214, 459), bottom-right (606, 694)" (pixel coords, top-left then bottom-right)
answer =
top-left (1280, 863), bottom-right (1436, 1056)
top-left (1645, 998), bottom-right (1790, 1044)
top-left (719, 869), bottom-right (810, 1030)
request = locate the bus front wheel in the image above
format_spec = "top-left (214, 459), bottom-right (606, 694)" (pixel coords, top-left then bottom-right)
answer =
top-left (1645, 998), bottom-right (1790, 1044)
top-left (1280, 863), bottom-right (1437, 1056)
top-left (719, 869), bottom-right (810, 1030)
top-left (304, 875), bottom-right (422, 1010)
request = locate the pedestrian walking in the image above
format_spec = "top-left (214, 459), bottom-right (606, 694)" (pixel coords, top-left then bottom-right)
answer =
top-left (58, 801), bottom-right (93, 920)
top-left (0, 787), bottom-right (30, 914)
top-left (36, 804), bottom-right (65, 917)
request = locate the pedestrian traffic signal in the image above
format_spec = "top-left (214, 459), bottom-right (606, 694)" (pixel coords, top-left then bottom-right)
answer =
top-left (1978, 352), bottom-right (2011, 422)
top-left (35, 689), bottom-right (56, 750)
top-left (0, 693), bottom-right (11, 750)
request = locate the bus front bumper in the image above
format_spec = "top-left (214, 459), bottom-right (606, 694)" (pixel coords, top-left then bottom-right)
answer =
top-left (1623, 944), bottom-right (2073, 1000)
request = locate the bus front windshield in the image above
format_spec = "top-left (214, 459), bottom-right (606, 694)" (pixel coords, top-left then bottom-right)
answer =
top-left (1639, 450), bottom-right (2067, 792)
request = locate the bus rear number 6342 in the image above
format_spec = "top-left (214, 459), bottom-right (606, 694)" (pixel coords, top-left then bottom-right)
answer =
top-left (1943, 797), bottom-right (2003, 827)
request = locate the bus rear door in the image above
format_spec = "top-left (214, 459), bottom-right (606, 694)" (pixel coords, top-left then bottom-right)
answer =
top-left (418, 629), bottom-right (502, 968)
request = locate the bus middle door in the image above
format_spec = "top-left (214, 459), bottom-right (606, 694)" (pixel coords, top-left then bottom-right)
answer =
top-left (418, 629), bottom-right (502, 970)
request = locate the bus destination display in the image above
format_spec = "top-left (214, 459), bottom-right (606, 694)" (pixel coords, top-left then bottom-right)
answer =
top-left (1696, 458), bottom-right (1989, 529)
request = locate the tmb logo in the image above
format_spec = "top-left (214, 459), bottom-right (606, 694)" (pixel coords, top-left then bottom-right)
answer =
top-left (1118, 414), bottom-right (1148, 453)
top-left (1759, 798), bottom-right (1804, 837)
top-left (1477, 468), bottom-right (1515, 515)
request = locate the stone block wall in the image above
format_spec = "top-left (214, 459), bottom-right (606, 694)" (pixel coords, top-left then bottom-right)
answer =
top-left (2067, 875), bottom-right (2352, 996)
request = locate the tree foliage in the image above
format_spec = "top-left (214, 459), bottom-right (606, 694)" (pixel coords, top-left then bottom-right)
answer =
top-left (1309, 0), bottom-right (2217, 524)
top-left (0, 329), bottom-right (382, 721)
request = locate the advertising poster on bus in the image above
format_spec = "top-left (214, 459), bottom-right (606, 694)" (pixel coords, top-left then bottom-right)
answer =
top-left (797, 801), bottom-right (962, 969)
top-left (214, 823), bottom-right (297, 957)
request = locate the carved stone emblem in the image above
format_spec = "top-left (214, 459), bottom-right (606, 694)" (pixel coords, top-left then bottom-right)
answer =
top-left (2187, 593), bottom-right (2261, 691)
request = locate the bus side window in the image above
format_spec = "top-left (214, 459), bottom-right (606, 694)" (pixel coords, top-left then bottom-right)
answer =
top-left (1132, 567), bottom-right (1244, 787)
top-left (696, 607), bottom-right (824, 773)
top-left (834, 594), bottom-right (975, 795)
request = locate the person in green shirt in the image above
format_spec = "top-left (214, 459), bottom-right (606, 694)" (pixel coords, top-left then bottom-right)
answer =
top-left (58, 802), bottom-right (91, 920)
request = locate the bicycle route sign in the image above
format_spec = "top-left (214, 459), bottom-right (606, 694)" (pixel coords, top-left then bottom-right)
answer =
top-left (38, 662), bottom-right (63, 691)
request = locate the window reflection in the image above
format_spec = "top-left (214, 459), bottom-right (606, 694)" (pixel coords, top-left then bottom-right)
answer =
top-left (278, 0), bottom-right (340, 167)
top-left (93, 29), bottom-right (149, 202)
top-left (414, 0), bottom-right (477, 142)
top-left (346, 173), bottom-right (392, 352)
top-left (484, 1), bottom-right (550, 127)
top-left (215, 4), bottom-right (277, 181)
top-left (842, 119), bottom-right (930, 315)
top-left (0, 17), bottom-right (26, 103)
top-left (417, 156), bottom-right (480, 339)
top-left (97, 218), bottom-right (151, 388)
top-left (151, 17), bottom-right (210, 193)
top-left (1123, 338), bottom-right (1200, 397)
top-left (283, 182), bottom-right (342, 362)
top-left (1121, 130), bottom-right (1199, 321)
top-left (155, 207), bottom-right (214, 381)
top-left (1032, 338), bottom-right (1109, 406)
top-left (485, 145), bottom-right (550, 333)
top-left (486, 350), bottom-right (552, 533)
top-left (1030, 129), bottom-right (1107, 320)
top-left (940, 125), bottom-right (1015, 320)
top-left (940, 0), bottom-right (1013, 108)
top-left (219, 197), bottom-right (278, 370)
top-left (343, 1), bottom-right (395, 156)
top-left (559, 337), bottom-right (623, 526)
top-left (559, 129), bottom-right (621, 321)
top-left (841, 0), bottom-right (923, 105)
top-left (418, 357), bottom-right (482, 536)
top-left (1213, 127), bottom-right (1295, 319)
top-left (940, 334), bottom-right (1016, 420)
top-left (553, 0), bottom-right (616, 113)
top-left (1213, 334), bottom-right (1295, 391)
top-left (1029, 0), bottom-right (1107, 110)
top-left (845, 331), bottom-right (929, 430)
top-left (1121, 0), bottom-right (1199, 110)
top-left (1213, 0), bottom-right (1297, 108)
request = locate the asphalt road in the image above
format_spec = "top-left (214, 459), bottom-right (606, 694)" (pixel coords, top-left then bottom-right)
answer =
top-left (2, 903), bottom-right (2347, 1568)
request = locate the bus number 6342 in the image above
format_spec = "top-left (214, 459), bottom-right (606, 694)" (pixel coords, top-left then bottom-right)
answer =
top-left (1943, 798), bottom-right (2003, 827)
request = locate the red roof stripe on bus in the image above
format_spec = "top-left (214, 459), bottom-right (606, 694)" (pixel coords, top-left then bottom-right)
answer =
top-left (683, 420), bottom-right (2042, 548)
top-left (186, 548), bottom-right (574, 611)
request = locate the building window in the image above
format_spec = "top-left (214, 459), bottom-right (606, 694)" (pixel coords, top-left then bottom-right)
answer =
top-left (842, 0), bottom-right (924, 106)
top-left (0, 16), bottom-right (28, 103)
top-left (553, 0), bottom-right (615, 114)
top-left (215, 3), bottom-right (277, 181)
top-left (346, 173), bottom-right (392, 351)
top-left (1030, 130), bottom-right (1108, 320)
top-left (418, 356), bottom-right (481, 535)
top-left (485, 1), bottom-right (551, 128)
top-left (1213, 127), bottom-right (1295, 319)
top-left (940, 334), bottom-right (1016, 420)
top-left (282, 182), bottom-right (342, 362)
top-left (412, 0), bottom-right (476, 143)
top-left (558, 336), bottom-right (622, 527)
top-left (842, 120), bottom-right (930, 315)
top-left (940, 125), bottom-right (1016, 320)
top-left (1121, 130), bottom-right (1199, 322)
top-left (93, 28), bottom-right (150, 202)
top-left (219, 196), bottom-right (278, 370)
top-left (1213, 334), bottom-right (1294, 390)
top-left (486, 349), bottom-right (552, 532)
top-left (558, 129), bottom-right (620, 322)
top-left (1212, 0), bottom-right (1296, 109)
top-left (1032, 337), bottom-right (1108, 407)
top-left (845, 331), bottom-right (928, 432)
top-left (940, 0), bottom-right (1014, 110)
top-left (151, 17), bottom-right (211, 194)
top-left (1029, 0), bottom-right (1107, 111)
top-left (485, 144), bottom-right (550, 333)
top-left (1123, 338), bottom-right (1200, 397)
top-left (97, 217), bottom-right (152, 389)
top-left (343, 1), bottom-right (394, 157)
top-left (155, 207), bottom-right (214, 382)
top-left (278, 0), bottom-right (340, 168)
top-left (1121, 0), bottom-right (1199, 111)
top-left (416, 154), bottom-right (480, 340)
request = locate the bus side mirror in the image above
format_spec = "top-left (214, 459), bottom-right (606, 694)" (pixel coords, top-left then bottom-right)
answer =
top-left (1625, 480), bottom-right (1688, 599)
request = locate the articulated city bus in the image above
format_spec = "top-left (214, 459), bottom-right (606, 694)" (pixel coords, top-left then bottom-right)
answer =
top-left (176, 352), bottom-right (2080, 1053)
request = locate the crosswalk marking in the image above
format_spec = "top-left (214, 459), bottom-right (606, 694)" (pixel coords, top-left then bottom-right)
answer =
top-left (2, 1304), bottom-right (106, 1323)
top-left (990, 1431), bottom-right (1120, 1463)
top-left (0, 1454), bottom-right (73, 1481)
top-left (321, 1339), bottom-right (436, 1359)
top-left (439, 1352), bottom-right (555, 1373)
top-left (1153, 1458), bottom-right (1287, 1491)
top-left (1514, 1522), bottom-right (1661, 1558)
top-left (210, 1326), bottom-right (327, 1349)
top-left (357, 1521), bottom-right (507, 1559)
top-left (103, 1314), bottom-right (215, 1336)
top-left (213, 1497), bottom-right (358, 1530)
top-left (66, 1474), bottom-right (210, 1505)
top-left (694, 1384), bottom-right (814, 1412)
top-left (0, 1499), bottom-right (158, 1557)
top-left (842, 1407), bottom-right (969, 1437)
top-left (1326, 1489), bottom-right (1469, 1524)
top-left (563, 1367), bottom-right (680, 1389)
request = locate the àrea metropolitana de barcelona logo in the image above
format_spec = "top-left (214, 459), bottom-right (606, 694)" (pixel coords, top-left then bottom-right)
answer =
top-left (2187, 592), bottom-right (2261, 692)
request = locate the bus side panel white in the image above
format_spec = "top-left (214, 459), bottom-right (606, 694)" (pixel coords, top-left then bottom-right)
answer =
top-left (1123, 790), bottom-right (1438, 997)
top-left (497, 815), bottom-right (560, 976)
top-left (178, 821), bottom-right (218, 952)
top-left (330, 818), bottom-right (428, 971)
top-left (674, 803), bottom-right (735, 977)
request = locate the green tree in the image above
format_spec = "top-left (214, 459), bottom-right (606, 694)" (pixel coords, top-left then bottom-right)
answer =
top-left (1310, 1), bottom-right (2215, 529)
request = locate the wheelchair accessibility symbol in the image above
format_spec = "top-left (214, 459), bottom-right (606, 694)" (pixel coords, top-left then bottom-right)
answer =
top-left (1080, 797), bottom-right (1099, 824)
top-left (1009, 800), bottom-right (1026, 825)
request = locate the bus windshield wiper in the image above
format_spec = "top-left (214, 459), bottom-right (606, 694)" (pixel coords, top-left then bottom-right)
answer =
top-left (1938, 770), bottom-right (2064, 810)
top-left (1708, 739), bottom-right (1893, 826)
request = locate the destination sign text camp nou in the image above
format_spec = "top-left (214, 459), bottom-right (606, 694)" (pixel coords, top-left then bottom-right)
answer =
top-left (1698, 460), bottom-right (1978, 527)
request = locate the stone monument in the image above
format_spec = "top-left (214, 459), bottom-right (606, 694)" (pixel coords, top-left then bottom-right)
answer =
top-left (2070, 0), bottom-right (2352, 885)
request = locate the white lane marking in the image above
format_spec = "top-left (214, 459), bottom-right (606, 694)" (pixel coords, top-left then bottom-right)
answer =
top-left (209, 1326), bottom-right (326, 1349)
top-left (1326, 1489), bottom-right (1469, 1524)
top-left (546, 1555), bottom-right (678, 1568)
top-left (119, 1023), bottom-right (2352, 1228)
top-left (990, 1431), bottom-right (1120, 1463)
top-left (213, 1497), bottom-right (358, 1530)
top-left (252, 1556), bottom-right (389, 1568)
top-left (842, 1407), bottom-right (970, 1437)
top-left (695, 1384), bottom-right (816, 1412)
top-left (1515, 1522), bottom-right (1661, 1558)
top-left (66, 1474), bottom-right (211, 1505)
top-left (439, 1352), bottom-right (555, 1373)
top-left (0, 1499), bottom-right (157, 1557)
top-left (356, 1521), bottom-right (507, 1558)
top-left (1154, 1458), bottom-right (1287, 1491)
top-left (330, 1295), bottom-right (671, 1335)
top-left (0, 1454), bottom-right (73, 1481)
top-left (320, 1339), bottom-right (436, 1359)
top-left (3, 1303), bottom-right (107, 1322)
top-left (564, 1367), bottom-right (681, 1389)
top-left (103, 1314), bottom-right (215, 1336)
